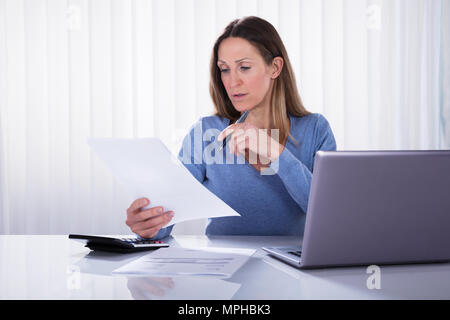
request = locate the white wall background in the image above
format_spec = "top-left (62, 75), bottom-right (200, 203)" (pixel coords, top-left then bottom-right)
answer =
top-left (0, 0), bottom-right (448, 235)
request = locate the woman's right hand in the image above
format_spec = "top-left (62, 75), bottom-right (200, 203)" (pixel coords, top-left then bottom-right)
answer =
top-left (126, 197), bottom-right (174, 239)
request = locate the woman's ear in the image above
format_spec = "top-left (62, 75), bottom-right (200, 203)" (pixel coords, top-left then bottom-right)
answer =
top-left (271, 56), bottom-right (284, 79)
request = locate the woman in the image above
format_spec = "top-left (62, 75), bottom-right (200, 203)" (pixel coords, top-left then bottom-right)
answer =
top-left (125, 16), bottom-right (336, 239)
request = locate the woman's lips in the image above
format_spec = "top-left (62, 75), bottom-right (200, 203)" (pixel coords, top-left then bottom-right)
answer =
top-left (232, 93), bottom-right (248, 101)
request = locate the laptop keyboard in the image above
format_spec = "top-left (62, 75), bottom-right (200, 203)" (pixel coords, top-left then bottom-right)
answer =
top-left (288, 250), bottom-right (302, 257)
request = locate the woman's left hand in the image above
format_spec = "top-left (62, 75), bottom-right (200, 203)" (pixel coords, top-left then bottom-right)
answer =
top-left (217, 122), bottom-right (283, 165)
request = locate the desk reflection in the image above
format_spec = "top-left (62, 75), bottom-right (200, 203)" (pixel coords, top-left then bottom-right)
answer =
top-left (127, 277), bottom-right (175, 299)
top-left (126, 276), bottom-right (241, 300)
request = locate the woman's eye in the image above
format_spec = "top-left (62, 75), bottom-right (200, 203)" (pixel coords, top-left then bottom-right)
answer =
top-left (219, 67), bottom-right (250, 73)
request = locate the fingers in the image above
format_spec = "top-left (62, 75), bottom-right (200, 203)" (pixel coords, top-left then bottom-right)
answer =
top-left (217, 125), bottom-right (235, 141)
top-left (135, 213), bottom-right (174, 239)
top-left (229, 130), bottom-right (256, 156)
top-left (127, 197), bottom-right (149, 214)
top-left (126, 197), bottom-right (174, 225)
top-left (126, 198), bottom-right (175, 239)
top-left (235, 134), bottom-right (251, 150)
top-left (217, 129), bottom-right (232, 143)
top-left (229, 134), bottom-right (245, 156)
top-left (127, 205), bottom-right (167, 225)
top-left (218, 124), bottom-right (250, 141)
top-left (132, 210), bottom-right (174, 233)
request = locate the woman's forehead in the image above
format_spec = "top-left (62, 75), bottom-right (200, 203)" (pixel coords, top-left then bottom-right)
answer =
top-left (218, 37), bottom-right (261, 64)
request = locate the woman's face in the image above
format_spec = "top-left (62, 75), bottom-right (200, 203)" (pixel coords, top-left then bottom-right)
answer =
top-left (217, 37), bottom-right (278, 113)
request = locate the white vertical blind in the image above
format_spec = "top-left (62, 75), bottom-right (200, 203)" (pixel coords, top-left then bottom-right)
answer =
top-left (3, 0), bottom-right (27, 234)
top-left (443, 0), bottom-right (450, 148)
top-left (0, 0), bottom-right (448, 235)
top-left (89, 0), bottom-right (114, 234)
top-left (24, 0), bottom-right (50, 234)
top-left (344, 0), bottom-right (370, 149)
top-left (367, 0), bottom-right (382, 149)
top-left (47, 0), bottom-right (71, 234)
top-left (322, 0), bottom-right (345, 148)
top-left (0, 0), bottom-right (7, 233)
top-left (299, 0), bottom-right (324, 115)
top-left (68, 0), bottom-right (92, 234)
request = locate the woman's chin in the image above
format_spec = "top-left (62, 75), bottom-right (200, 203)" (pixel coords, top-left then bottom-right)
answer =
top-left (233, 104), bottom-right (251, 113)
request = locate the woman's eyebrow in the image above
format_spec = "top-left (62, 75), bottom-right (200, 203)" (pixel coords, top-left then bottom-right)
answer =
top-left (218, 57), bottom-right (252, 64)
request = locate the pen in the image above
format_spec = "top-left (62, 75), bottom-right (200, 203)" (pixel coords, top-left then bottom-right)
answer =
top-left (218, 110), bottom-right (249, 152)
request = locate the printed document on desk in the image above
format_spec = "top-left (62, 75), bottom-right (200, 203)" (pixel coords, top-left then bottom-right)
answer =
top-left (88, 137), bottom-right (240, 226)
top-left (111, 247), bottom-right (256, 278)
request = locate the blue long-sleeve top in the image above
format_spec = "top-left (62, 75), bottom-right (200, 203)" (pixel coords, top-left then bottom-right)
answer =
top-left (148, 112), bottom-right (336, 239)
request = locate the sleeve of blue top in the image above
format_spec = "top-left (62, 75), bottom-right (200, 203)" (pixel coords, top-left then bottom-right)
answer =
top-left (136, 119), bottom-right (207, 240)
top-left (136, 225), bottom-right (174, 241)
top-left (269, 114), bottom-right (337, 214)
top-left (177, 118), bottom-right (207, 183)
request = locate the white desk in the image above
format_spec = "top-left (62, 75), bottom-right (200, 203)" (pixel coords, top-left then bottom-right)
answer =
top-left (1, 235), bottom-right (449, 299)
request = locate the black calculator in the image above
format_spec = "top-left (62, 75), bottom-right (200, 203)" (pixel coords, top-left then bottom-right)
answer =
top-left (68, 234), bottom-right (169, 253)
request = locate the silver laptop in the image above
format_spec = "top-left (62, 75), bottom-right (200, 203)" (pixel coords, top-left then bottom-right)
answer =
top-left (263, 150), bottom-right (450, 269)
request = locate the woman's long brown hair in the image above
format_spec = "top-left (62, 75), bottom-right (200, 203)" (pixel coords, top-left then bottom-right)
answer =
top-left (209, 16), bottom-right (311, 145)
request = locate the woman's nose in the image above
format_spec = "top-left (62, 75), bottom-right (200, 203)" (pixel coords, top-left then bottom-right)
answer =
top-left (229, 70), bottom-right (242, 87)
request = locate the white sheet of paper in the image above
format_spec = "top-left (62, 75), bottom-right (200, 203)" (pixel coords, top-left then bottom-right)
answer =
top-left (111, 247), bottom-right (256, 278)
top-left (87, 137), bottom-right (240, 226)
